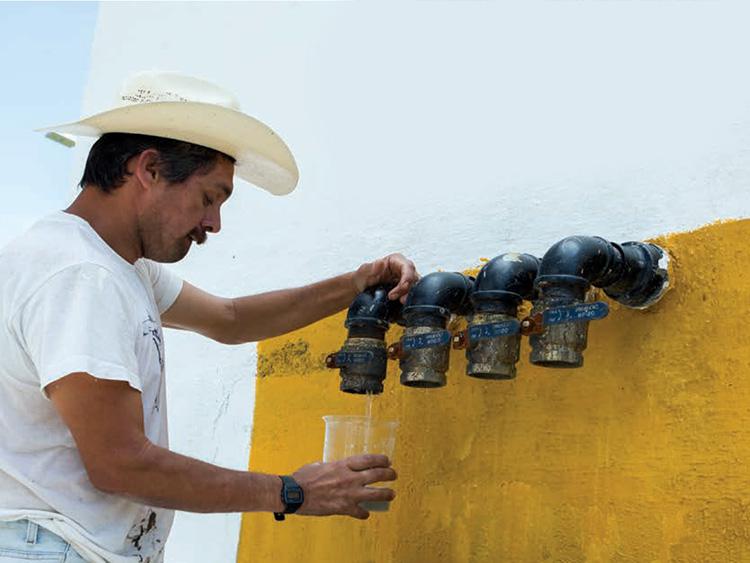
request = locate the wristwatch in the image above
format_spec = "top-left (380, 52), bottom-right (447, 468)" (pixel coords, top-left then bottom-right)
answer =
top-left (273, 475), bottom-right (304, 521)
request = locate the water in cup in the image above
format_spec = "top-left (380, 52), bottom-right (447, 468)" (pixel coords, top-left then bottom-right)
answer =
top-left (322, 409), bottom-right (398, 512)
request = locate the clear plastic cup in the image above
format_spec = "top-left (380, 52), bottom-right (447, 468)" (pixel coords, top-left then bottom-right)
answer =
top-left (322, 415), bottom-right (398, 511)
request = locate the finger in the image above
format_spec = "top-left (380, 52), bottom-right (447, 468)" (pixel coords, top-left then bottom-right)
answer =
top-left (359, 486), bottom-right (396, 503)
top-left (350, 505), bottom-right (370, 520)
top-left (346, 454), bottom-right (390, 471)
top-left (387, 281), bottom-right (410, 301)
top-left (358, 467), bottom-right (397, 485)
top-left (388, 266), bottom-right (418, 300)
top-left (401, 262), bottom-right (419, 284)
top-left (369, 259), bottom-right (387, 282)
top-left (385, 253), bottom-right (408, 278)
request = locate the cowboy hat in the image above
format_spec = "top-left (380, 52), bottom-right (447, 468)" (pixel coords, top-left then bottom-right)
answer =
top-left (37, 71), bottom-right (299, 196)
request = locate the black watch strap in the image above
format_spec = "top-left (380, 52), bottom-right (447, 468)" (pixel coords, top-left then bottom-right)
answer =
top-left (273, 475), bottom-right (304, 521)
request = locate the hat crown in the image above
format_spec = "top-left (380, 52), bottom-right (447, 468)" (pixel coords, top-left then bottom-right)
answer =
top-left (118, 71), bottom-right (241, 111)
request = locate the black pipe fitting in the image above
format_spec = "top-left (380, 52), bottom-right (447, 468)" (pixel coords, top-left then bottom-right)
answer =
top-left (534, 236), bottom-right (624, 288)
top-left (398, 272), bottom-right (474, 388)
top-left (601, 242), bottom-right (670, 308)
top-left (530, 236), bottom-right (669, 368)
top-left (464, 253), bottom-right (540, 379)
top-left (326, 285), bottom-right (402, 394)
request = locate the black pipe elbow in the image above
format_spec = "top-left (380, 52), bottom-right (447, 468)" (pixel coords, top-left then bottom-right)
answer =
top-left (463, 253), bottom-right (540, 380)
top-left (397, 272), bottom-right (474, 389)
top-left (403, 272), bottom-right (474, 328)
top-left (536, 235), bottom-right (668, 307)
top-left (345, 285), bottom-right (403, 339)
top-left (472, 253), bottom-right (540, 315)
top-left (530, 236), bottom-right (669, 368)
top-left (535, 236), bottom-right (624, 295)
top-left (328, 284), bottom-right (402, 395)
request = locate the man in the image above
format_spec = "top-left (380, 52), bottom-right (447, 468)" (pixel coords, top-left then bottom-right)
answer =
top-left (0, 72), bottom-right (418, 562)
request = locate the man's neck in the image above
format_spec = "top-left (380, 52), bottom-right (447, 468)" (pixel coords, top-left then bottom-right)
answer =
top-left (65, 185), bottom-right (142, 264)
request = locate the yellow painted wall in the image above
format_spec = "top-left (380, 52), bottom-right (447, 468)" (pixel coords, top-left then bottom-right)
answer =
top-left (238, 219), bottom-right (750, 562)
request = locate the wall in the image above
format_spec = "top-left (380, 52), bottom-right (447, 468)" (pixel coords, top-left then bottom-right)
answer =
top-left (241, 218), bottom-right (750, 562)
top-left (77, 3), bottom-right (750, 561)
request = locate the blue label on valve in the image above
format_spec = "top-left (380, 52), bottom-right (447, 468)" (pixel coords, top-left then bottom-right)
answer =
top-left (542, 301), bottom-right (609, 325)
top-left (335, 351), bottom-right (375, 365)
top-left (402, 330), bottom-right (452, 351)
top-left (468, 320), bottom-right (520, 341)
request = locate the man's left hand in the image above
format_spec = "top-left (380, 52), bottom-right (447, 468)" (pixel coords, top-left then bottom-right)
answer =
top-left (353, 253), bottom-right (419, 304)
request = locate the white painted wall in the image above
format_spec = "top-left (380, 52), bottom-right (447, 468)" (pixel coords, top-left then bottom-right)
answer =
top-left (79, 2), bottom-right (750, 561)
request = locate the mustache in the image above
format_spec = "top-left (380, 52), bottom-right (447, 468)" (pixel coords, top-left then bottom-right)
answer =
top-left (189, 228), bottom-right (207, 245)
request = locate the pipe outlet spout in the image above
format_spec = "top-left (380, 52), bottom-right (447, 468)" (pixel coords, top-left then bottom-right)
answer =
top-left (396, 272), bottom-right (473, 388)
top-left (325, 285), bottom-right (402, 394)
top-left (461, 253), bottom-right (539, 379)
top-left (529, 236), bottom-right (669, 368)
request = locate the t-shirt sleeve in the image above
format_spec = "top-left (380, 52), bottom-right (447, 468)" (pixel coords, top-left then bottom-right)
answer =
top-left (16, 263), bottom-right (143, 393)
top-left (138, 259), bottom-right (183, 314)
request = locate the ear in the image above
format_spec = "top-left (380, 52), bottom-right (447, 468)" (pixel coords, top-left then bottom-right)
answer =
top-left (131, 149), bottom-right (161, 191)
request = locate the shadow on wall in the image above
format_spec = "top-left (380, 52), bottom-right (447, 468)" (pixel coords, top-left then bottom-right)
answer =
top-left (239, 218), bottom-right (750, 563)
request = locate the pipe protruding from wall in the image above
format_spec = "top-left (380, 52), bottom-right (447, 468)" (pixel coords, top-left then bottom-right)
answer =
top-left (460, 253), bottom-right (540, 379)
top-left (325, 285), bottom-right (402, 394)
top-left (600, 241), bottom-right (670, 308)
top-left (395, 272), bottom-right (474, 388)
top-left (529, 236), bottom-right (669, 368)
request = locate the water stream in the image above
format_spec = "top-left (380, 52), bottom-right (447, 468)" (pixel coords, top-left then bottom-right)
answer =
top-left (361, 391), bottom-right (390, 511)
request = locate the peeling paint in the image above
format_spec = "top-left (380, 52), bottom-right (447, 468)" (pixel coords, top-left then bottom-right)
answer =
top-left (256, 339), bottom-right (318, 378)
top-left (502, 252), bottom-right (524, 263)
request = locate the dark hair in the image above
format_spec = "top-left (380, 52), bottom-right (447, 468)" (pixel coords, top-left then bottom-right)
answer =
top-left (79, 133), bottom-right (235, 192)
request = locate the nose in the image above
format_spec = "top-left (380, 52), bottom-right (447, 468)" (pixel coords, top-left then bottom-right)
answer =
top-left (201, 207), bottom-right (221, 234)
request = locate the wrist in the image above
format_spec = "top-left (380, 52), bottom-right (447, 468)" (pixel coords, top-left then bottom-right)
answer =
top-left (347, 268), bottom-right (365, 297)
top-left (271, 475), bottom-right (284, 512)
top-left (263, 474), bottom-right (285, 512)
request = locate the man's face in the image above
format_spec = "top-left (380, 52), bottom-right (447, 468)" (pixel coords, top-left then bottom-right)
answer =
top-left (138, 157), bottom-right (235, 263)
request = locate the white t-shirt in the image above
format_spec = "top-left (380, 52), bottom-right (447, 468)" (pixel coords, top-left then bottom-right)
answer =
top-left (0, 211), bottom-right (184, 563)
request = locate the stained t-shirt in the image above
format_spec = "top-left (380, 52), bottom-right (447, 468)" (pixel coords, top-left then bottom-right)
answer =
top-left (0, 211), bottom-right (183, 563)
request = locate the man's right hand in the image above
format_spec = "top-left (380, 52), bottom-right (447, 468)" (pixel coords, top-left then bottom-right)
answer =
top-left (291, 454), bottom-right (397, 520)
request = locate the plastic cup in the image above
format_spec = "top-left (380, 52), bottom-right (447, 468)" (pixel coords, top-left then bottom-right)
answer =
top-left (322, 415), bottom-right (398, 511)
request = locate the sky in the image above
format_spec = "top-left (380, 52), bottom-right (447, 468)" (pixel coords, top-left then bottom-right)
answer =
top-left (0, 2), bottom-right (98, 245)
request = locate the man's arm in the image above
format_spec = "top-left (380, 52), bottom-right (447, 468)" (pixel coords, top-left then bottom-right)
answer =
top-left (47, 373), bottom-right (395, 518)
top-left (161, 253), bottom-right (418, 344)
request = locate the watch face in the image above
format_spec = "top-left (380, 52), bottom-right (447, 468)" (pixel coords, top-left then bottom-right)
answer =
top-left (286, 490), bottom-right (302, 502)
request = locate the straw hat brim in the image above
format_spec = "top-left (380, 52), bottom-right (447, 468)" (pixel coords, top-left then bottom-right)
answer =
top-left (38, 101), bottom-right (299, 196)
